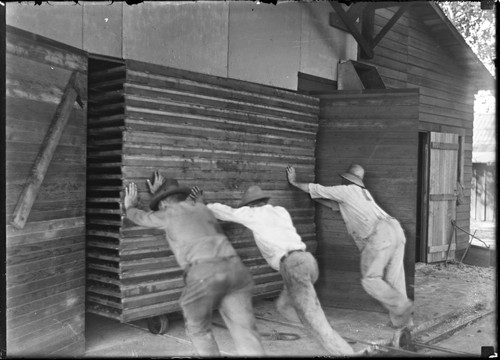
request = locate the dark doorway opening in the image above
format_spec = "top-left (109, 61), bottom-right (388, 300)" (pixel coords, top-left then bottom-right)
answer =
top-left (416, 132), bottom-right (429, 262)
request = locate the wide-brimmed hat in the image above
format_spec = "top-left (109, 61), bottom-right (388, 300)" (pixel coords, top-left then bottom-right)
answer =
top-left (339, 164), bottom-right (365, 188)
top-left (238, 185), bottom-right (270, 207)
top-left (149, 178), bottom-right (191, 211)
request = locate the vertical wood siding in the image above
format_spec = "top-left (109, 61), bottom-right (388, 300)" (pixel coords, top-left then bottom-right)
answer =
top-left (471, 164), bottom-right (496, 222)
top-left (359, 7), bottom-right (475, 257)
top-left (5, 27), bottom-right (87, 357)
top-left (86, 58), bottom-right (320, 322)
top-left (315, 89), bottom-right (419, 311)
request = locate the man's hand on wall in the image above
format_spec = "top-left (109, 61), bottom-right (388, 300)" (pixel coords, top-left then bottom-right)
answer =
top-left (147, 170), bottom-right (165, 194)
top-left (286, 166), bottom-right (297, 185)
top-left (124, 183), bottom-right (139, 210)
top-left (189, 186), bottom-right (204, 203)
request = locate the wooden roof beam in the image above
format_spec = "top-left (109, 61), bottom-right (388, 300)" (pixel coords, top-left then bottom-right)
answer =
top-left (329, 1), bottom-right (374, 59)
top-left (372, 4), bottom-right (410, 47)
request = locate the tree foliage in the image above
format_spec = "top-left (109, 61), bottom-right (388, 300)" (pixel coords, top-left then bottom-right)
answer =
top-left (439, 1), bottom-right (496, 76)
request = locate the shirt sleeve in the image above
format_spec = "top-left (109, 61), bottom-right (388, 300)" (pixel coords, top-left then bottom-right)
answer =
top-left (207, 203), bottom-right (250, 224)
top-left (126, 208), bottom-right (165, 228)
top-left (308, 183), bottom-right (346, 203)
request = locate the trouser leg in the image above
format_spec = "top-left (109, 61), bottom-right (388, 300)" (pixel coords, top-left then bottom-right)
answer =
top-left (281, 252), bottom-right (354, 355)
top-left (275, 286), bottom-right (301, 323)
top-left (219, 289), bottom-right (265, 356)
top-left (180, 292), bottom-right (219, 356)
top-left (360, 220), bottom-right (412, 325)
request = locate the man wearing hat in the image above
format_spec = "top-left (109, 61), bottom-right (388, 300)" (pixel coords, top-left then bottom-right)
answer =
top-left (189, 185), bottom-right (355, 356)
top-left (286, 164), bottom-right (414, 329)
top-left (123, 171), bottom-right (264, 357)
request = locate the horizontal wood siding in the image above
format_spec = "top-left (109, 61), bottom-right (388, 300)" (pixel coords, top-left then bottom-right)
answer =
top-left (86, 58), bottom-right (319, 322)
top-left (316, 89), bottom-right (419, 311)
top-left (5, 27), bottom-right (87, 357)
top-left (359, 7), bottom-right (475, 258)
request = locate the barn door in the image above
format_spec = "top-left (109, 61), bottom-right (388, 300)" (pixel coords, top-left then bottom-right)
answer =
top-left (6, 26), bottom-right (87, 357)
top-left (426, 132), bottom-right (459, 263)
top-left (315, 89), bottom-right (419, 312)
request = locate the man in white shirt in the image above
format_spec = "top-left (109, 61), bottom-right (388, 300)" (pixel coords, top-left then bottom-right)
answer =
top-left (189, 185), bottom-right (355, 356)
top-left (286, 164), bottom-right (414, 329)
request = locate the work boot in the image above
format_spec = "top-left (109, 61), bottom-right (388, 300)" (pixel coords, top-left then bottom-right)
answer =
top-left (390, 300), bottom-right (414, 328)
top-left (352, 344), bottom-right (379, 357)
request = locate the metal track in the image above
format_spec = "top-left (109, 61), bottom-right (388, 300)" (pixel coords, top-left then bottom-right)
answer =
top-left (253, 313), bottom-right (480, 356)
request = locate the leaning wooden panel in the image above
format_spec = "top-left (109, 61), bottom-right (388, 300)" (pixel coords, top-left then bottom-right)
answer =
top-left (5, 26), bottom-right (87, 357)
top-left (85, 57), bottom-right (320, 328)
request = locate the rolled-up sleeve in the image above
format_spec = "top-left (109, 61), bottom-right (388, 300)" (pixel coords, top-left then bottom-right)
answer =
top-left (308, 183), bottom-right (346, 203)
top-left (126, 208), bottom-right (165, 228)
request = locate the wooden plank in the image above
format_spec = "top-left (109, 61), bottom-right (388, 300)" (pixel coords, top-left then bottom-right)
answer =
top-left (429, 194), bottom-right (457, 201)
top-left (7, 284), bottom-right (84, 323)
top-left (11, 71), bottom-right (85, 229)
top-left (124, 76), bottom-right (318, 116)
top-left (7, 239), bottom-right (84, 267)
top-left (125, 97), bottom-right (318, 133)
top-left (126, 59), bottom-right (319, 107)
top-left (428, 243), bottom-right (456, 253)
top-left (7, 253), bottom-right (84, 289)
top-left (6, 26), bottom-right (87, 72)
top-left (8, 311), bottom-right (84, 356)
top-left (8, 305), bottom-right (83, 343)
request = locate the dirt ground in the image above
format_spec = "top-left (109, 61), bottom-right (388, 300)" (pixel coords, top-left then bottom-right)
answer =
top-left (414, 261), bottom-right (496, 313)
top-left (84, 260), bottom-right (497, 358)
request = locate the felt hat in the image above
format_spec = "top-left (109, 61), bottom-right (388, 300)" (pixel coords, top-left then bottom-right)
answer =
top-left (149, 178), bottom-right (191, 211)
top-left (339, 164), bottom-right (365, 188)
top-left (238, 185), bottom-right (270, 208)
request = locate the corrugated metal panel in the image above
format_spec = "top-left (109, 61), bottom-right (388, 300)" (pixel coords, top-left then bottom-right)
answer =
top-left (86, 58), bottom-right (320, 323)
top-left (5, 26), bottom-right (87, 357)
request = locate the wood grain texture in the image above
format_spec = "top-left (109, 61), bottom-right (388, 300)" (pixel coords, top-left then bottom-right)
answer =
top-left (86, 57), bottom-right (319, 323)
top-left (5, 27), bottom-right (87, 357)
top-left (315, 89), bottom-right (419, 310)
top-left (358, 6), bottom-right (475, 260)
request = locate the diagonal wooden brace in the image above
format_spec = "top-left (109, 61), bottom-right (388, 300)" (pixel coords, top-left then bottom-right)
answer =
top-left (329, 1), bottom-right (374, 59)
top-left (11, 71), bottom-right (86, 229)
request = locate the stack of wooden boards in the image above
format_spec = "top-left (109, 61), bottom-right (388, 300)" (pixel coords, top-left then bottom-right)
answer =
top-left (86, 57), bottom-right (320, 323)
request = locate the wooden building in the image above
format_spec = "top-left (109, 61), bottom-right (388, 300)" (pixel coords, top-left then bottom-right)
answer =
top-left (4, 1), bottom-right (494, 357)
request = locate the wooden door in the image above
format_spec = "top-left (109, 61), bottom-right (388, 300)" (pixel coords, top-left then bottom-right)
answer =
top-left (315, 89), bottom-right (419, 312)
top-left (426, 132), bottom-right (459, 263)
top-left (6, 26), bottom-right (87, 357)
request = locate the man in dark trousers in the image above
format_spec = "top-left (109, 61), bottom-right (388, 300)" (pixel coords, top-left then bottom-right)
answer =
top-left (123, 171), bottom-right (264, 357)
top-left (189, 185), bottom-right (356, 356)
top-left (286, 164), bottom-right (414, 329)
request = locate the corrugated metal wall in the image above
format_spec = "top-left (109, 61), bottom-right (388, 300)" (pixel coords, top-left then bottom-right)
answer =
top-left (315, 89), bottom-right (419, 312)
top-left (5, 27), bottom-right (88, 357)
top-left (86, 58), bottom-right (320, 323)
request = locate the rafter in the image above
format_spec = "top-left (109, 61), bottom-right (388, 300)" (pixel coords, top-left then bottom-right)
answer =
top-left (329, 1), bottom-right (374, 59)
top-left (329, 1), bottom-right (411, 59)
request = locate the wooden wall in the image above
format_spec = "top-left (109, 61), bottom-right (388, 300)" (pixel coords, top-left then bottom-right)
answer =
top-left (471, 163), bottom-right (496, 222)
top-left (5, 27), bottom-right (87, 357)
top-left (86, 58), bottom-right (320, 322)
top-left (359, 6), bottom-right (476, 257)
top-left (315, 89), bottom-right (419, 311)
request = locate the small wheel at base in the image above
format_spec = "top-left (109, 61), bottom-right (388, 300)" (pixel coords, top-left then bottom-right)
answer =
top-left (147, 315), bottom-right (169, 335)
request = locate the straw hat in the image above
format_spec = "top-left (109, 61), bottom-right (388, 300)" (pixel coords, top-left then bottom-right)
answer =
top-left (149, 178), bottom-right (191, 211)
top-left (238, 185), bottom-right (270, 207)
top-left (339, 164), bottom-right (365, 188)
